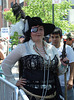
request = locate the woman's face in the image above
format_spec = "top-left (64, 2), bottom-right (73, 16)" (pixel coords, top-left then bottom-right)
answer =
top-left (31, 25), bottom-right (44, 42)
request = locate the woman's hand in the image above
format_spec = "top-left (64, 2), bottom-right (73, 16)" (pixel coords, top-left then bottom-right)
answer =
top-left (60, 57), bottom-right (69, 66)
top-left (16, 78), bottom-right (27, 87)
top-left (67, 79), bottom-right (73, 90)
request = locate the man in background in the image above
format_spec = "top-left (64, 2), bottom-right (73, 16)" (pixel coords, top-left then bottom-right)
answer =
top-left (50, 27), bottom-right (74, 100)
top-left (63, 32), bottom-right (74, 51)
top-left (63, 32), bottom-right (74, 89)
top-left (18, 36), bottom-right (25, 44)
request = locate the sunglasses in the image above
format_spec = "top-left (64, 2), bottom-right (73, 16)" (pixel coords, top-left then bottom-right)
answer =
top-left (31, 27), bottom-right (38, 33)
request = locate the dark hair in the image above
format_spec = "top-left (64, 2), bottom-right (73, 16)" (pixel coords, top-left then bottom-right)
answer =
top-left (23, 30), bottom-right (31, 42)
top-left (67, 38), bottom-right (72, 41)
top-left (51, 27), bottom-right (62, 38)
top-left (19, 36), bottom-right (25, 39)
top-left (65, 32), bottom-right (72, 40)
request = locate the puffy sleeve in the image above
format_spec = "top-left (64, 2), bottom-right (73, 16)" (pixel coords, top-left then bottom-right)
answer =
top-left (1, 44), bottom-right (23, 85)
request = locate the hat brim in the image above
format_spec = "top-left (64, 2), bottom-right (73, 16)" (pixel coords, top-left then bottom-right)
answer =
top-left (42, 23), bottom-right (55, 36)
top-left (30, 23), bottom-right (55, 36)
top-left (25, 16), bottom-right (55, 36)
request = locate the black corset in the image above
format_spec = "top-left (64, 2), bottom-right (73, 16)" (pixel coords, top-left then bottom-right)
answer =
top-left (19, 55), bottom-right (51, 80)
top-left (18, 54), bottom-right (62, 97)
top-left (19, 55), bottom-right (45, 70)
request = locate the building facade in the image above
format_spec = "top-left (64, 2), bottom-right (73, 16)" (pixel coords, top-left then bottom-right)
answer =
top-left (68, 0), bottom-right (74, 24)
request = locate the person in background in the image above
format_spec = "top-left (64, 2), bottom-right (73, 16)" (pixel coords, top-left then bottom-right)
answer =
top-left (18, 36), bottom-right (25, 44)
top-left (63, 32), bottom-right (74, 89)
top-left (0, 37), bottom-right (7, 57)
top-left (44, 35), bottom-right (50, 43)
top-left (63, 32), bottom-right (74, 51)
top-left (0, 49), bottom-right (5, 64)
top-left (0, 37), bottom-right (4, 50)
top-left (0, 37), bottom-right (5, 77)
top-left (1, 16), bottom-right (69, 100)
top-left (44, 35), bottom-right (51, 43)
top-left (0, 49), bottom-right (5, 77)
top-left (50, 27), bottom-right (74, 100)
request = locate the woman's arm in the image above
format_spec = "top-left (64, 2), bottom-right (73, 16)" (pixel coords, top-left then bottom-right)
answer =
top-left (1, 44), bottom-right (22, 85)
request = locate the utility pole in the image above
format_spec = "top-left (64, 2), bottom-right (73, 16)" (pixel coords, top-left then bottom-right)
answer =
top-left (2, 0), bottom-right (4, 27)
top-left (52, 4), bottom-right (54, 24)
top-left (6, 0), bottom-right (9, 27)
top-left (2, 0), bottom-right (7, 27)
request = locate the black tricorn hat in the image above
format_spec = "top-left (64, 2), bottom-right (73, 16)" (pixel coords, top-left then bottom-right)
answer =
top-left (24, 16), bottom-right (55, 36)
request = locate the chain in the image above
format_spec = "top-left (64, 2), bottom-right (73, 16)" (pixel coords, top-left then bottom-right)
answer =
top-left (33, 42), bottom-right (51, 99)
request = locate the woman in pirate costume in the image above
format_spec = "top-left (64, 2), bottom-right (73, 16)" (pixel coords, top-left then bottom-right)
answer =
top-left (1, 15), bottom-right (69, 100)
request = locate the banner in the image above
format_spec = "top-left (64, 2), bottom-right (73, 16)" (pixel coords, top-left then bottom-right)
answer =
top-left (1, 27), bottom-right (10, 39)
top-left (52, 0), bottom-right (62, 4)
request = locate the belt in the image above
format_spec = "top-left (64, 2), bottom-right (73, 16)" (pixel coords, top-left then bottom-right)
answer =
top-left (26, 80), bottom-right (54, 84)
top-left (26, 80), bottom-right (55, 89)
top-left (21, 86), bottom-right (56, 99)
top-left (26, 84), bottom-right (54, 90)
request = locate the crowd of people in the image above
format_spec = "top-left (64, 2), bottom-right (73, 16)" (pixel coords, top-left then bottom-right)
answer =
top-left (0, 4), bottom-right (74, 100)
top-left (0, 37), bottom-right (5, 77)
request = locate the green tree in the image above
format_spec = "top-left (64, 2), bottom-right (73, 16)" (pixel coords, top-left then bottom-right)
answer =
top-left (23, 0), bottom-right (74, 32)
top-left (10, 32), bottom-right (21, 47)
top-left (4, 8), bottom-right (16, 24)
top-left (3, 9), bottom-right (21, 46)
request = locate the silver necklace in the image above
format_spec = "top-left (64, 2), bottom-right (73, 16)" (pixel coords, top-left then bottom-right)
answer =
top-left (33, 43), bottom-right (47, 60)
top-left (33, 42), bottom-right (51, 98)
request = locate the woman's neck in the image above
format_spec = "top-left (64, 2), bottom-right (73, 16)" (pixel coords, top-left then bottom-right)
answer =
top-left (35, 41), bottom-right (43, 48)
top-left (33, 41), bottom-right (48, 59)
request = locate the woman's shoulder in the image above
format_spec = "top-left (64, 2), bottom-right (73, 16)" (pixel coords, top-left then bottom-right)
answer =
top-left (44, 41), bottom-right (59, 54)
top-left (16, 42), bottom-right (28, 48)
top-left (45, 42), bottom-right (57, 50)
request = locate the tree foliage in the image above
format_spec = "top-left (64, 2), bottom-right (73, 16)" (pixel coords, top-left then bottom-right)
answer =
top-left (10, 32), bottom-right (21, 46)
top-left (3, 8), bottom-right (16, 24)
top-left (23, 0), bottom-right (74, 32)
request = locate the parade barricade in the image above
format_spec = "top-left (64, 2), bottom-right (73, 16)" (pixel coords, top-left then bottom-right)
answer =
top-left (0, 65), bottom-right (3, 77)
top-left (19, 89), bottom-right (29, 100)
top-left (0, 77), bottom-right (29, 100)
top-left (0, 77), bottom-right (18, 100)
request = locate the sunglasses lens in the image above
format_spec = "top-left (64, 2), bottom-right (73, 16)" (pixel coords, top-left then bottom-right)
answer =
top-left (31, 27), bottom-right (38, 33)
